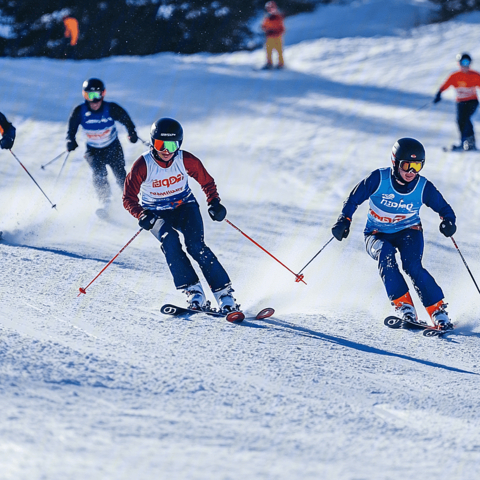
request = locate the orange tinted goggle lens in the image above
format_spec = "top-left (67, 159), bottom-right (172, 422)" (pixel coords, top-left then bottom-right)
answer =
top-left (400, 160), bottom-right (423, 173)
top-left (153, 139), bottom-right (179, 153)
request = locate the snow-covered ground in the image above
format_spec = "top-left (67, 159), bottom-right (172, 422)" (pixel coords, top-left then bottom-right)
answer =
top-left (1, 1), bottom-right (480, 479)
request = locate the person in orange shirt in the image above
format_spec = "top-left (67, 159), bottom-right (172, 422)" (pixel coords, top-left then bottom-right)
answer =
top-left (261, 1), bottom-right (285, 70)
top-left (63, 14), bottom-right (79, 59)
top-left (434, 53), bottom-right (480, 151)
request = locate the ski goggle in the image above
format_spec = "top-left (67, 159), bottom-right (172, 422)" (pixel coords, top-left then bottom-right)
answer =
top-left (399, 160), bottom-right (424, 173)
top-left (460, 58), bottom-right (471, 67)
top-left (153, 139), bottom-right (180, 153)
top-left (83, 90), bottom-right (104, 101)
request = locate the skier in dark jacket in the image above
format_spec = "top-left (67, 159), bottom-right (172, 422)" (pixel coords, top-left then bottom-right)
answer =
top-left (0, 112), bottom-right (16, 150)
top-left (331, 138), bottom-right (456, 330)
top-left (66, 78), bottom-right (138, 216)
top-left (123, 117), bottom-right (241, 317)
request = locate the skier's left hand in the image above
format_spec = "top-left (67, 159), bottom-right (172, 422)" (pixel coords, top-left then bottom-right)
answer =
top-left (138, 210), bottom-right (158, 230)
top-left (129, 131), bottom-right (138, 144)
top-left (0, 135), bottom-right (14, 149)
top-left (439, 218), bottom-right (456, 237)
top-left (433, 92), bottom-right (442, 104)
top-left (208, 198), bottom-right (227, 222)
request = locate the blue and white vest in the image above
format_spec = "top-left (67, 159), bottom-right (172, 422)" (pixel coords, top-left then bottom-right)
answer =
top-left (140, 150), bottom-right (196, 211)
top-left (365, 168), bottom-right (426, 234)
top-left (80, 102), bottom-right (117, 148)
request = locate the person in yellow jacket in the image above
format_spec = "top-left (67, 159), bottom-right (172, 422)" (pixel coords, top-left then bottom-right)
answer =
top-left (261, 1), bottom-right (285, 70)
top-left (63, 13), bottom-right (79, 59)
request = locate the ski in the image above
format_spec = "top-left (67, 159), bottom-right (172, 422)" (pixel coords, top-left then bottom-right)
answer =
top-left (160, 304), bottom-right (274, 324)
top-left (442, 145), bottom-right (479, 153)
top-left (384, 315), bottom-right (454, 337)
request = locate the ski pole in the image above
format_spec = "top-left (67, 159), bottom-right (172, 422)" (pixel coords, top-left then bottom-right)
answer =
top-left (225, 218), bottom-right (307, 284)
top-left (55, 152), bottom-right (70, 183)
top-left (295, 236), bottom-right (334, 283)
top-left (41, 150), bottom-right (66, 170)
top-left (397, 101), bottom-right (431, 121)
top-left (77, 228), bottom-right (143, 297)
top-left (9, 150), bottom-right (57, 209)
top-left (138, 135), bottom-right (150, 146)
top-left (450, 236), bottom-right (480, 295)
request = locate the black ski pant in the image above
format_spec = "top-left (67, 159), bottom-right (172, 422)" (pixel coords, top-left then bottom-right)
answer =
top-left (150, 202), bottom-right (231, 292)
top-left (456, 99), bottom-right (478, 143)
top-left (84, 139), bottom-right (126, 203)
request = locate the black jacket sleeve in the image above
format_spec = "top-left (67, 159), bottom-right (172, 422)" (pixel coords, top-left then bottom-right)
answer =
top-left (66, 105), bottom-right (82, 142)
top-left (0, 112), bottom-right (16, 142)
top-left (109, 102), bottom-right (136, 136)
top-left (340, 169), bottom-right (381, 219)
top-left (422, 180), bottom-right (456, 222)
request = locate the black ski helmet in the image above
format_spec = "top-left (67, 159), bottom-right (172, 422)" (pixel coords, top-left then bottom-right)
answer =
top-left (456, 52), bottom-right (472, 64)
top-left (391, 138), bottom-right (425, 180)
top-left (82, 78), bottom-right (105, 101)
top-left (150, 117), bottom-right (183, 161)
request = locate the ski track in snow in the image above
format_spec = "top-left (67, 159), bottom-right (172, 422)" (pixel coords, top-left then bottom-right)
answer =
top-left (1, 2), bottom-right (480, 479)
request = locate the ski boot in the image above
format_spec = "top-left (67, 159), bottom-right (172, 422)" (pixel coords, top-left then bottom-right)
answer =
top-left (184, 282), bottom-right (207, 311)
top-left (463, 136), bottom-right (477, 151)
top-left (392, 292), bottom-right (418, 328)
top-left (213, 285), bottom-right (244, 322)
top-left (429, 303), bottom-right (454, 331)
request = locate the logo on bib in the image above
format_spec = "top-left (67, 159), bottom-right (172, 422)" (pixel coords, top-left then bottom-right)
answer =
top-left (152, 174), bottom-right (184, 188)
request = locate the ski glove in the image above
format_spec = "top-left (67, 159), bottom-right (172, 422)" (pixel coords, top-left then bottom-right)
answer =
top-left (332, 215), bottom-right (351, 241)
top-left (208, 198), bottom-right (227, 222)
top-left (439, 218), bottom-right (456, 237)
top-left (0, 135), bottom-right (14, 150)
top-left (433, 92), bottom-right (442, 104)
top-left (129, 131), bottom-right (138, 144)
top-left (138, 210), bottom-right (158, 230)
top-left (66, 139), bottom-right (78, 152)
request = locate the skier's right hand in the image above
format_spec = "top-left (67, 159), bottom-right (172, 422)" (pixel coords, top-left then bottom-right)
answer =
top-left (0, 135), bottom-right (14, 149)
top-left (138, 210), bottom-right (158, 230)
top-left (332, 215), bottom-right (351, 241)
top-left (433, 92), bottom-right (442, 104)
top-left (66, 139), bottom-right (78, 152)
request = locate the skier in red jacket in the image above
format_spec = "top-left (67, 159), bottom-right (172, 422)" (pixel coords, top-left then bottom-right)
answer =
top-left (123, 118), bottom-right (240, 314)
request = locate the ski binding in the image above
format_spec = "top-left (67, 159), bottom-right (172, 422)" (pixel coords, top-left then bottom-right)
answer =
top-left (384, 315), bottom-right (454, 337)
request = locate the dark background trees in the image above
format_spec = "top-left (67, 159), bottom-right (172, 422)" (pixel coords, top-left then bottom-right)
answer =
top-left (0, 0), bottom-right (324, 59)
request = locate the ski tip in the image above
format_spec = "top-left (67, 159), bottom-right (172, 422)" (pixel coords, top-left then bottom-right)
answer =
top-left (226, 311), bottom-right (245, 323)
top-left (256, 308), bottom-right (275, 320)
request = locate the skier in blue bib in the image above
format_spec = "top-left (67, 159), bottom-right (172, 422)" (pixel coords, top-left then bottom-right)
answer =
top-left (66, 78), bottom-right (138, 216)
top-left (331, 138), bottom-right (456, 330)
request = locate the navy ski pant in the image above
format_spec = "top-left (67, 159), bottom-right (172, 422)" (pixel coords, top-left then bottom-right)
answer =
top-left (365, 228), bottom-right (444, 307)
top-left (85, 139), bottom-right (126, 203)
top-left (456, 99), bottom-right (478, 143)
top-left (150, 202), bottom-right (231, 292)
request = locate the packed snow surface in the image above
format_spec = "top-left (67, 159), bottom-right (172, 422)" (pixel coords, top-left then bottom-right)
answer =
top-left (1, 1), bottom-right (480, 479)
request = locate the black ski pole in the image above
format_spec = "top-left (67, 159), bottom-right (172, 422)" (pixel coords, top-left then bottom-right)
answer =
top-left (397, 102), bottom-right (431, 121)
top-left (41, 150), bottom-right (66, 170)
top-left (9, 150), bottom-right (57, 209)
top-left (55, 152), bottom-right (70, 184)
top-left (295, 236), bottom-right (334, 282)
top-left (450, 236), bottom-right (480, 295)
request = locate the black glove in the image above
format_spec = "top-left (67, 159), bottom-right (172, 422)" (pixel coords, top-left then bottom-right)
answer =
top-left (138, 210), bottom-right (158, 230)
top-left (332, 215), bottom-right (351, 241)
top-left (439, 218), bottom-right (456, 237)
top-left (208, 198), bottom-right (227, 222)
top-left (0, 135), bottom-right (14, 150)
top-left (433, 92), bottom-right (442, 104)
top-left (66, 139), bottom-right (78, 152)
top-left (129, 131), bottom-right (138, 144)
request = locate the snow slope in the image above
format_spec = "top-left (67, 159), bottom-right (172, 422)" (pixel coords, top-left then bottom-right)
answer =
top-left (1, 1), bottom-right (480, 479)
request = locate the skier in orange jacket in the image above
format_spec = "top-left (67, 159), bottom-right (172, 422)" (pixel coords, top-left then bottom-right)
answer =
top-left (434, 53), bottom-right (480, 151)
top-left (63, 14), bottom-right (79, 59)
top-left (261, 1), bottom-right (285, 70)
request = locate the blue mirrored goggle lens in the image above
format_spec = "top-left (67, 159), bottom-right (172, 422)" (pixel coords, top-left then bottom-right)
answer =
top-left (460, 59), bottom-right (471, 67)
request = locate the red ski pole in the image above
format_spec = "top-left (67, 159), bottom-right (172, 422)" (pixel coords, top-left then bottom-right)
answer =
top-left (77, 228), bottom-right (143, 297)
top-left (225, 219), bottom-right (307, 284)
top-left (10, 150), bottom-right (57, 209)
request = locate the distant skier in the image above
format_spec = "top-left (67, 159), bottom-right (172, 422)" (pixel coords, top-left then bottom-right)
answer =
top-left (331, 138), bottom-right (456, 330)
top-left (261, 1), bottom-right (285, 70)
top-left (66, 78), bottom-right (138, 217)
top-left (123, 117), bottom-right (240, 314)
top-left (434, 53), bottom-right (480, 151)
top-left (0, 112), bottom-right (16, 150)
